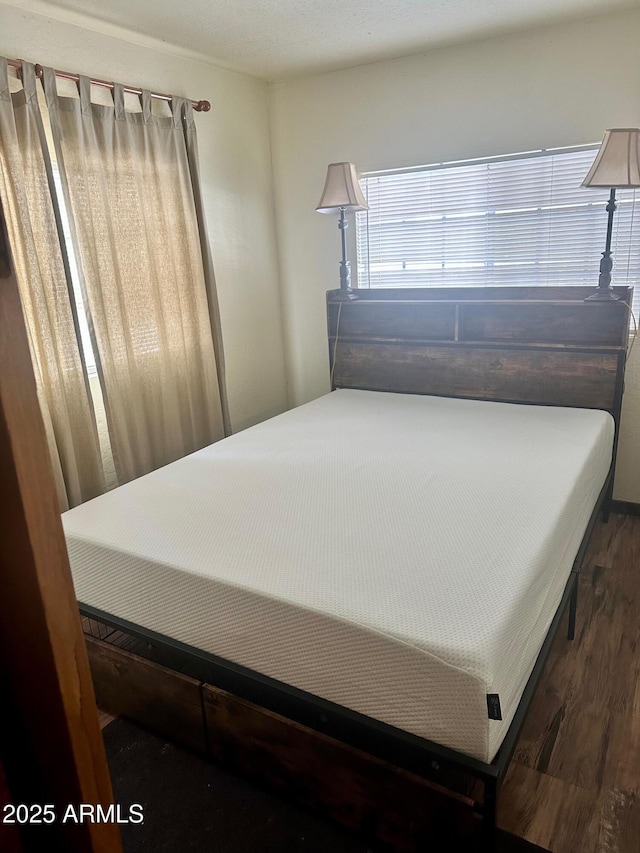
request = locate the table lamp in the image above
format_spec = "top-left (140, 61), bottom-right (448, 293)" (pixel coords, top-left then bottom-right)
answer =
top-left (316, 162), bottom-right (368, 300)
top-left (582, 128), bottom-right (640, 301)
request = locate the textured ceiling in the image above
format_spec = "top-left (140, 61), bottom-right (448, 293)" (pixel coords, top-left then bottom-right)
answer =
top-left (27, 0), bottom-right (640, 80)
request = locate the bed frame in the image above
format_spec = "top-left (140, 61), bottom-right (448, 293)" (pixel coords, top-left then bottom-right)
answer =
top-left (81, 285), bottom-right (632, 850)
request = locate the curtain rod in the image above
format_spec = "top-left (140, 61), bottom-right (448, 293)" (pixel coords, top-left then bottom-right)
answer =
top-left (7, 57), bottom-right (211, 112)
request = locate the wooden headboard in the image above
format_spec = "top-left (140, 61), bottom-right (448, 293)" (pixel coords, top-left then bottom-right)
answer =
top-left (327, 286), bottom-right (631, 420)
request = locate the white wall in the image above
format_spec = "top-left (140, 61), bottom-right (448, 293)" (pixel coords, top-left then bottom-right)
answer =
top-left (270, 9), bottom-right (640, 501)
top-left (0, 1), bottom-right (288, 433)
top-left (616, 339), bottom-right (640, 501)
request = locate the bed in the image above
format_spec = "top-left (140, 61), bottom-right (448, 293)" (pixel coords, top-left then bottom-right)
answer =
top-left (66, 285), bottom-right (632, 848)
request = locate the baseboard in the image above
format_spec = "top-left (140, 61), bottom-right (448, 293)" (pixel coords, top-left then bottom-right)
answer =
top-left (611, 500), bottom-right (640, 517)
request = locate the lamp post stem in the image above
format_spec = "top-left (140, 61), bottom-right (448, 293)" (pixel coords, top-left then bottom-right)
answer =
top-left (586, 187), bottom-right (620, 301)
top-left (339, 207), bottom-right (348, 268)
top-left (336, 206), bottom-right (356, 299)
top-left (604, 187), bottom-right (616, 256)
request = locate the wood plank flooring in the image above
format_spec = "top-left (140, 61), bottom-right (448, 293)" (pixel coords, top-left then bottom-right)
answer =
top-left (498, 513), bottom-right (640, 852)
top-left (97, 708), bottom-right (116, 730)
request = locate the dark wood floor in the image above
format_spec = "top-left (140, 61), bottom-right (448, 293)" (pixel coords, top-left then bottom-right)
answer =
top-left (89, 513), bottom-right (640, 852)
top-left (499, 513), bottom-right (640, 851)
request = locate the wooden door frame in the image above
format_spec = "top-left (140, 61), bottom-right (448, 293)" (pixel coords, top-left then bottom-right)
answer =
top-left (0, 199), bottom-right (122, 853)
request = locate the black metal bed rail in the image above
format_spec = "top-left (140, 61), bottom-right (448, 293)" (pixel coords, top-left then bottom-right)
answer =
top-left (80, 601), bottom-right (497, 786)
top-left (492, 469), bottom-right (611, 781)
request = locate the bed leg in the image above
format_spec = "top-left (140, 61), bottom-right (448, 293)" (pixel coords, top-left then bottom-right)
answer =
top-left (601, 478), bottom-right (614, 524)
top-left (567, 579), bottom-right (578, 641)
top-left (480, 777), bottom-right (498, 851)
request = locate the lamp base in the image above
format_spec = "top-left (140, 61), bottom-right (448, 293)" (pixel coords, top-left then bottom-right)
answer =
top-left (584, 289), bottom-right (620, 302)
top-left (333, 287), bottom-right (359, 301)
top-left (586, 212), bottom-right (620, 301)
top-left (336, 257), bottom-right (358, 299)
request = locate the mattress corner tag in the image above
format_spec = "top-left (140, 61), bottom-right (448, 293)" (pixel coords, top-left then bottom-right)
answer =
top-left (487, 694), bottom-right (502, 721)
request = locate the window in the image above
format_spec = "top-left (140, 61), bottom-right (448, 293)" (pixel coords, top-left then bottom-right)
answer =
top-left (51, 165), bottom-right (97, 376)
top-left (356, 146), bottom-right (639, 315)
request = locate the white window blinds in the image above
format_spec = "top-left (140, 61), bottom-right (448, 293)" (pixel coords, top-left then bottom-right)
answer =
top-left (356, 147), bottom-right (639, 314)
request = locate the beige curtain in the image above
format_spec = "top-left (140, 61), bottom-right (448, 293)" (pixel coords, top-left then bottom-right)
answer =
top-left (43, 70), bottom-right (227, 484)
top-left (0, 59), bottom-right (104, 510)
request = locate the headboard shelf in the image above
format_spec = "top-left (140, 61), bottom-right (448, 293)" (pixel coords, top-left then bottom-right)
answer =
top-left (330, 285), bottom-right (632, 303)
top-left (331, 337), bottom-right (625, 352)
top-left (327, 286), bottom-right (631, 418)
top-left (328, 298), bottom-right (626, 306)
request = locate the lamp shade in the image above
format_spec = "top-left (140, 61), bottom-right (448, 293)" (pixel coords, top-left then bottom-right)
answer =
top-left (582, 128), bottom-right (640, 187)
top-left (316, 162), bottom-right (369, 213)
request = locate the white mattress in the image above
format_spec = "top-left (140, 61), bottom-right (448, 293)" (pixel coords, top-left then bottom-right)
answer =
top-left (63, 390), bottom-right (613, 762)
